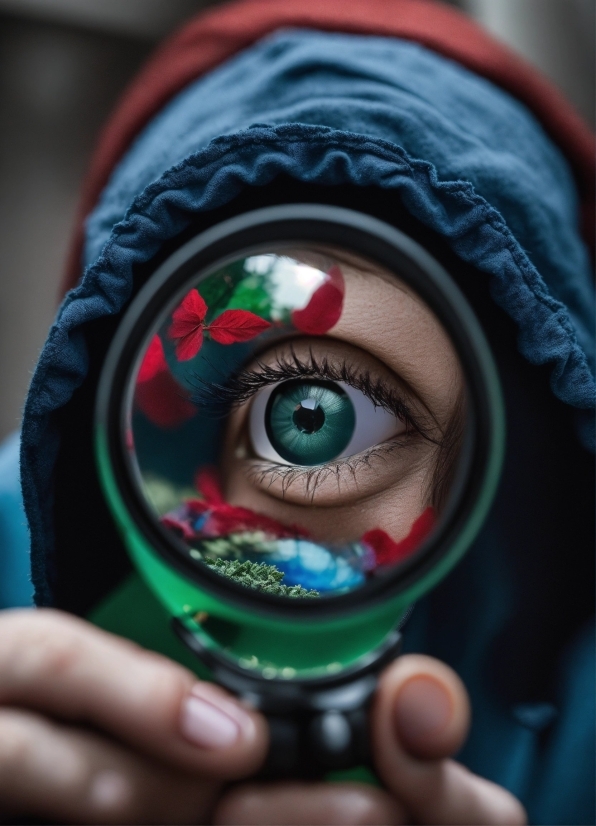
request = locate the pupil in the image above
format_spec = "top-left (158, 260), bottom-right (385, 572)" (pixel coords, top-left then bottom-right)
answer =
top-left (293, 398), bottom-right (325, 434)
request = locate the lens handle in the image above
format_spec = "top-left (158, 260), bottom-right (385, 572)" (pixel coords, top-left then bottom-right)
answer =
top-left (172, 617), bottom-right (402, 778)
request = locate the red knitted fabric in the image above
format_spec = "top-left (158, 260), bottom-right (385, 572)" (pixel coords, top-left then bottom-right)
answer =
top-left (63, 0), bottom-right (595, 292)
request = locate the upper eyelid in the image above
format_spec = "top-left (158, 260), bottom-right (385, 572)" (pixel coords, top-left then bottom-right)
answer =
top-left (189, 347), bottom-right (391, 410)
top-left (190, 346), bottom-right (437, 440)
top-left (254, 351), bottom-right (406, 416)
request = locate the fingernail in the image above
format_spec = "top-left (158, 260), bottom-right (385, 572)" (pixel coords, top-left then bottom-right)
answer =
top-left (90, 771), bottom-right (132, 812)
top-left (180, 684), bottom-right (251, 749)
top-left (395, 675), bottom-right (453, 746)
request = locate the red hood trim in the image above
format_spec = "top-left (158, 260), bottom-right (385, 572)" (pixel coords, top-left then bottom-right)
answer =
top-left (63, 0), bottom-right (595, 293)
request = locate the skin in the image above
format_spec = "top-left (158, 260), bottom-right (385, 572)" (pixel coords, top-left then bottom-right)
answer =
top-left (223, 338), bottom-right (438, 543)
top-left (222, 262), bottom-right (464, 546)
top-left (0, 609), bottom-right (526, 824)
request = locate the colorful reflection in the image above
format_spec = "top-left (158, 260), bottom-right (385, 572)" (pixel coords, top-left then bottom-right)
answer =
top-left (131, 249), bottom-right (455, 599)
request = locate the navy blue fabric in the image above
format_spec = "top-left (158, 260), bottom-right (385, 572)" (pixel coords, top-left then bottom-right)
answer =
top-left (403, 565), bottom-right (595, 824)
top-left (17, 29), bottom-right (595, 823)
top-left (0, 433), bottom-right (33, 608)
top-left (85, 32), bottom-right (594, 406)
top-left (529, 623), bottom-right (595, 824)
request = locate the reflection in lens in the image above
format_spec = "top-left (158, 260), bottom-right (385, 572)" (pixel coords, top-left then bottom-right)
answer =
top-left (130, 248), bottom-right (465, 600)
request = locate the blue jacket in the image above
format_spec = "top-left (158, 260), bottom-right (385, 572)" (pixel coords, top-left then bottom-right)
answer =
top-left (3, 28), bottom-right (594, 824)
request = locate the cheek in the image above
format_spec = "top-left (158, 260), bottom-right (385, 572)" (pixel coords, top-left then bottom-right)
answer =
top-left (221, 447), bottom-right (436, 545)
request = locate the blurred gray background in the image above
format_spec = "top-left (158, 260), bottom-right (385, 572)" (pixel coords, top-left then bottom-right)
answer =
top-left (0, 0), bottom-right (594, 442)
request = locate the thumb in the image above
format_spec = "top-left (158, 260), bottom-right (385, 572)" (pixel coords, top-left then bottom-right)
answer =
top-left (372, 655), bottom-right (526, 825)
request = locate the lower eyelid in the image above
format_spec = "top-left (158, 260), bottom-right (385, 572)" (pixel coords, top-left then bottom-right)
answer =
top-left (243, 435), bottom-right (421, 504)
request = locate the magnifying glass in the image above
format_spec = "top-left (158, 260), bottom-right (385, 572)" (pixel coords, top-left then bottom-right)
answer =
top-left (95, 205), bottom-right (504, 777)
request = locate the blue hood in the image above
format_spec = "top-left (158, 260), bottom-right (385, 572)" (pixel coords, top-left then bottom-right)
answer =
top-left (19, 30), bottom-right (594, 823)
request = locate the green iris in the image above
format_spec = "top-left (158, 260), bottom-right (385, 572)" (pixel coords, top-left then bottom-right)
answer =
top-left (265, 380), bottom-right (355, 465)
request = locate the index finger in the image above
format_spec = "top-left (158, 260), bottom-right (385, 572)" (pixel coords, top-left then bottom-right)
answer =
top-left (0, 609), bottom-right (268, 779)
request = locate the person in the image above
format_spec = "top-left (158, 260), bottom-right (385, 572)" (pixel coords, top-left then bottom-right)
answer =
top-left (0, 0), bottom-right (593, 822)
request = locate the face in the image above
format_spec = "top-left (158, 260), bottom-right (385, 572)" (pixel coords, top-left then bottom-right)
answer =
top-left (128, 246), bottom-right (466, 599)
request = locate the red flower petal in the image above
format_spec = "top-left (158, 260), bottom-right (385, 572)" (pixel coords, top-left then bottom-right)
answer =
top-left (138, 334), bottom-right (168, 382)
top-left (205, 508), bottom-right (308, 539)
top-left (195, 467), bottom-right (225, 505)
top-left (291, 264), bottom-right (345, 335)
top-left (185, 499), bottom-right (209, 515)
top-left (184, 498), bottom-right (309, 540)
top-left (135, 335), bottom-right (197, 428)
top-left (174, 327), bottom-right (204, 361)
top-left (169, 289), bottom-right (207, 338)
top-left (187, 467), bottom-right (310, 539)
top-left (161, 515), bottom-right (196, 541)
top-left (206, 309), bottom-right (271, 344)
top-left (362, 507), bottom-right (436, 567)
top-left (135, 370), bottom-right (197, 428)
top-left (168, 290), bottom-right (207, 360)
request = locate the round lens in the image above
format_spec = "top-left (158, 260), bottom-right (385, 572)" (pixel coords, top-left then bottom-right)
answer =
top-left (115, 241), bottom-right (474, 604)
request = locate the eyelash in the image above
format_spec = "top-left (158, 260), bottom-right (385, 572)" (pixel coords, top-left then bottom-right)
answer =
top-left (246, 439), bottom-right (414, 501)
top-left (190, 345), bottom-right (432, 437)
top-left (189, 346), bottom-right (440, 498)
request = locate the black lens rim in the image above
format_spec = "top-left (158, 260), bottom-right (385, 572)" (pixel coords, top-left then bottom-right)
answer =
top-left (96, 204), bottom-right (500, 621)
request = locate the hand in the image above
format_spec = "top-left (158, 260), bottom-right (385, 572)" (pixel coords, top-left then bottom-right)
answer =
top-left (214, 655), bottom-right (527, 825)
top-left (0, 610), bottom-right (526, 825)
top-left (0, 609), bottom-right (268, 824)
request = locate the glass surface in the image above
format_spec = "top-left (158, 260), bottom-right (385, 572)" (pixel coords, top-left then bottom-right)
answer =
top-left (127, 246), bottom-right (468, 600)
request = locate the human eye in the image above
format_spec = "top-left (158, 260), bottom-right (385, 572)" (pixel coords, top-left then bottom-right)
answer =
top-left (197, 339), bottom-right (437, 507)
top-left (130, 245), bottom-right (465, 599)
top-left (249, 370), bottom-right (404, 467)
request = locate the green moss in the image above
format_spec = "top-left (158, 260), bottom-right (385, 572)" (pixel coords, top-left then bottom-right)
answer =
top-left (204, 557), bottom-right (319, 598)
